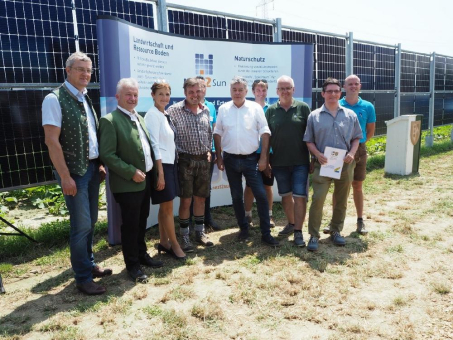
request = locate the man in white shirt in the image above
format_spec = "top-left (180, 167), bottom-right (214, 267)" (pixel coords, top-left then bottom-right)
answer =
top-left (42, 52), bottom-right (110, 295)
top-left (214, 76), bottom-right (279, 247)
top-left (99, 78), bottom-right (163, 283)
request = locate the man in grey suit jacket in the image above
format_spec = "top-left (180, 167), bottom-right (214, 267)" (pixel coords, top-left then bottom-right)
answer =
top-left (100, 78), bottom-right (163, 283)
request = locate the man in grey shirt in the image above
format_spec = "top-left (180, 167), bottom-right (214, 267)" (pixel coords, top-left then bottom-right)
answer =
top-left (303, 77), bottom-right (362, 252)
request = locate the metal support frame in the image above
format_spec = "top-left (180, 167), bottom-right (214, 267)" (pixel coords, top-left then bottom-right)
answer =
top-left (71, 0), bottom-right (79, 52)
top-left (274, 18), bottom-right (282, 42)
top-left (0, 216), bottom-right (38, 243)
top-left (426, 52), bottom-right (436, 146)
top-left (156, 0), bottom-right (168, 32)
top-left (345, 31), bottom-right (353, 77)
top-left (394, 43), bottom-right (402, 118)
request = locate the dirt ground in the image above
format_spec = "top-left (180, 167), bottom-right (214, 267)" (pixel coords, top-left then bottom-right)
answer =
top-left (0, 150), bottom-right (452, 340)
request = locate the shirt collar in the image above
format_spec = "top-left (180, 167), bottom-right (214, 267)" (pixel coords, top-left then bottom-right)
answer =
top-left (277, 98), bottom-right (296, 109)
top-left (65, 80), bottom-right (87, 98)
top-left (117, 105), bottom-right (138, 120)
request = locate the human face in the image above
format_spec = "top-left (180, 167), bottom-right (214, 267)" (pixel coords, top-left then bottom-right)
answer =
top-left (253, 85), bottom-right (267, 102)
top-left (343, 76), bottom-right (362, 95)
top-left (66, 60), bottom-right (92, 91)
top-left (198, 80), bottom-right (207, 102)
top-left (184, 84), bottom-right (203, 107)
top-left (321, 84), bottom-right (342, 106)
top-left (152, 87), bottom-right (170, 112)
top-left (116, 85), bottom-right (139, 112)
top-left (230, 83), bottom-right (247, 106)
top-left (276, 80), bottom-right (294, 102)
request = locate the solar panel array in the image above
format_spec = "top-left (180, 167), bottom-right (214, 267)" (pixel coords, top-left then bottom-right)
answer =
top-left (0, 0), bottom-right (154, 191)
top-left (1, 1), bottom-right (452, 191)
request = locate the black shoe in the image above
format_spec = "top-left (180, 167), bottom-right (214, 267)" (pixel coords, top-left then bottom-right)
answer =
top-left (195, 230), bottom-right (214, 247)
top-left (157, 243), bottom-right (174, 255)
top-left (205, 219), bottom-right (222, 231)
top-left (157, 244), bottom-right (186, 261)
top-left (140, 254), bottom-right (164, 268)
top-left (237, 229), bottom-right (250, 242)
top-left (261, 234), bottom-right (280, 247)
top-left (128, 267), bottom-right (148, 283)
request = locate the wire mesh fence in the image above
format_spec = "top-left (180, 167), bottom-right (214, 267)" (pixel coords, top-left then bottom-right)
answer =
top-left (0, 0), bottom-right (452, 191)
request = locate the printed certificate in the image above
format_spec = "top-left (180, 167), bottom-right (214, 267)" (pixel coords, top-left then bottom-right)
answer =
top-left (319, 147), bottom-right (347, 179)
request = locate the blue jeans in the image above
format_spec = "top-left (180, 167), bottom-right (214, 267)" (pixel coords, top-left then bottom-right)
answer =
top-left (272, 165), bottom-right (309, 197)
top-left (55, 161), bottom-right (100, 284)
top-left (223, 152), bottom-right (271, 236)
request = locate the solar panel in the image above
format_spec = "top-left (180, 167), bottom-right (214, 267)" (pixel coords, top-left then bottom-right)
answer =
top-left (0, 0), bottom-right (153, 191)
top-left (168, 9), bottom-right (227, 39)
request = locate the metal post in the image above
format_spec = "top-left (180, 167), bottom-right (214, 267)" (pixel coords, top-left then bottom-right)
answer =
top-left (156, 0), bottom-right (168, 32)
top-left (71, 0), bottom-right (79, 52)
top-left (274, 18), bottom-right (282, 42)
top-left (426, 52), bottom-right (436, 147)
top-left (394, 43), bottom-right (402, 118)
top-left (345, 31), bottom-right (353, 77)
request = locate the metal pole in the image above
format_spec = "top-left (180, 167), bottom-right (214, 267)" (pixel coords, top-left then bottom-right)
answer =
top-left (71, 0), bottom-right (79, 52)
top-left (274, 18), bottom-right (282, 42)
top-left (345, 31), bottom-right (353, 77)
top-left (394, 43), bottom-right (402, 118)
top-left (157, 0), bottom-right (169, 32)
top-left (426, 52), bottom-right (436, 147)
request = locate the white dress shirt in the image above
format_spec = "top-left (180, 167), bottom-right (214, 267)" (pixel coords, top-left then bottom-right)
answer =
top-left (144, 106), bottom-right (176, 164)
top-left (214, 99), bottom-right (271, 155)
top-left (117, 106), bottom-right (153, 172)
top-left (42, 80), bottom-right (99, 159)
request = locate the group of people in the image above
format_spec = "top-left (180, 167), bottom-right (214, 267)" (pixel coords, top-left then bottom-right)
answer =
top-left (42, 52), bottom-right (375, 295)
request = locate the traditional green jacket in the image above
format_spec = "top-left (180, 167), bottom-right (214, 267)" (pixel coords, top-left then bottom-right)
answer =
top-left (99, 108), bottom-right (157, 193)
top-left (52, 84), bottom-right (98, 176)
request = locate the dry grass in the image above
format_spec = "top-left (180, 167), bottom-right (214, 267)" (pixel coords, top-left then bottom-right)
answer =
top-left (1, 150), bottom-right (453, 339)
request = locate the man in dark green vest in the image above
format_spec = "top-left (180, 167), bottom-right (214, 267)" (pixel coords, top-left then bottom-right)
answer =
top-left (100, 78), bottom-right (163, 283)
top-left (42, 52), bottom-right (111, 295)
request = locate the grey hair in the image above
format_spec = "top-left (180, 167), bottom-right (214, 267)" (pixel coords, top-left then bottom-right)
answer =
top-left (116, 78), bottom-right (139, 94)
top-left (277, 75), bottom-right (294, 87)
top-left (183, 77), bottom-right (200, 90)
top-left (65, 52), bottom-right (91, 68)
top-left (230, 76), bottom-right (248, 89)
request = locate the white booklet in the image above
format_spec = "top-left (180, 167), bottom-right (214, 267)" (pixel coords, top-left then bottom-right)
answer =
top-left (319, 147), bottom-right (347, 179)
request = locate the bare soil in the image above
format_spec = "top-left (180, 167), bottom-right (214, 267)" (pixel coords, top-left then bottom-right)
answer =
top-left (1, 151), bottom-right (452, 340)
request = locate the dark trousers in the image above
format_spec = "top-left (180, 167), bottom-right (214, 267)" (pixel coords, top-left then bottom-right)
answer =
top-left (113, 175), bottom-right (151, 270)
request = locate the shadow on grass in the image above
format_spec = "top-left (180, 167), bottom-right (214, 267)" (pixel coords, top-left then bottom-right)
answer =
top-left (0, 269), bottom-right (137, 337)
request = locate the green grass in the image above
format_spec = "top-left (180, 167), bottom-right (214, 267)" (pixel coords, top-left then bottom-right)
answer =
top-left (0, 220), bottom-right (108, 260)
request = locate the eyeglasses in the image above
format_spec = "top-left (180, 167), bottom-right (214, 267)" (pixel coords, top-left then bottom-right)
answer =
top-left (277, 86), bottom-right (293, 91)
top-left (154, 79), bottom-right (167, 84)
top-left (253, 79), bottom-right (268, 84)
top-left (324, 90), bottom-right (341, 94)
top-left (71, 67), bottom-right (94, 74)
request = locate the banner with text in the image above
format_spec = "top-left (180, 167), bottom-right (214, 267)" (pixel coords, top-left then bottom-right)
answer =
top-left (97, 16), bottom-right (313, 235)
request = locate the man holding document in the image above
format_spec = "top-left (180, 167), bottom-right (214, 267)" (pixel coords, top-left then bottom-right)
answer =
top-left (303, 78), bottom-right (362, 252)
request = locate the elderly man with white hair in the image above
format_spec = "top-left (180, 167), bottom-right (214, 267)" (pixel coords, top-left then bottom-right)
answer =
top-left (214, 76), bottom-right (279, 247)
top-left (100, 78), bottom-right (163, 283)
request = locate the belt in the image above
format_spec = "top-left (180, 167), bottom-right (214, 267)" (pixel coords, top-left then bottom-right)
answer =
top-left (224, 152), bottom-right (256, 159)
top-left (178, 152), bottom-right (208, 161)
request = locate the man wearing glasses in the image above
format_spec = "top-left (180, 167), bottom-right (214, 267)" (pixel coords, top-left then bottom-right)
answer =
top-left (323, 75), bottom-right (376, 235)
top-left (265, 75), bottom-right (311, 247)
top-left (214, 76), bottom-right (279, 247)
top-left (244, 79), bottom-right (276, 228)
top-left (42, 52), bottom-right (111, 295)
top-left (303, 78), bottom-right (362, 252)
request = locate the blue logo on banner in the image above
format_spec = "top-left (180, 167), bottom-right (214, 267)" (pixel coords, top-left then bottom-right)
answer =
top-left (195, 54), bottom-right (213, 75)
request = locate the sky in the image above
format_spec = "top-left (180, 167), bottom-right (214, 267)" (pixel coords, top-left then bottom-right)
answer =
top-left (167, 0), bottom-right (453, 57)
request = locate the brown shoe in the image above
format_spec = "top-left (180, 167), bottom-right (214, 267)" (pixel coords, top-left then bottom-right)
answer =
top-left (91, 265), bottom-right (113, 278)
top-left (76, 281), bottom-right (106, 295)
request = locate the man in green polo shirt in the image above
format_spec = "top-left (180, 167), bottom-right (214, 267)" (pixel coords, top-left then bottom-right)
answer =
top-left (265, 75), bottom-right (311, 247)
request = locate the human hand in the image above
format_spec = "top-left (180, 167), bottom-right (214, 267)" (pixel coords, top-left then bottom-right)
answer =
top-left (61, 176), bottom-right (77, 196)
top-left (132, 169), bottom-right (146, 183)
